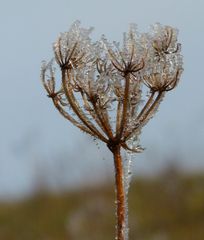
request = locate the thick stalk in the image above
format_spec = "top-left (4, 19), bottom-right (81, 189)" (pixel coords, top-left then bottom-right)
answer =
top-left (112, 145), bottom-right (125, 240)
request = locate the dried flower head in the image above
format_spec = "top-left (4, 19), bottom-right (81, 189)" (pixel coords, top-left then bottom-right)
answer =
top-left (41, 21), bottom-right (183, 240)
top-left (41, 21), bottom-right (183, 152)
top-left (53, 20), bottom-right (94, 70)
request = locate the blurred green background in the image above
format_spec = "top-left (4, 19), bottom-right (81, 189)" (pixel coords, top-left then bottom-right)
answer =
top-left (0, 169), bottom-right (204, 240)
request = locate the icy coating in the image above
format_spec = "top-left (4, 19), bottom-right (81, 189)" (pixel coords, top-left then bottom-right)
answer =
top-left (41, 21), bottom-right (183, 150)
top-left (41, 21), bottom-right (183, 240)
top-left (122, 150), bottom-right (133, 240)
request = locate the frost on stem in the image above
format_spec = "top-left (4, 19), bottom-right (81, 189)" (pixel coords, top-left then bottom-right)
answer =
top-left (41, 21), bottom-right (183, 240)
top-left (122, 150), bottom-right (133, 240)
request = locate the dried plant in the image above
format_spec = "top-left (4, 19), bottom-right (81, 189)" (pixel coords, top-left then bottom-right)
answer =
top-left (41, 21), bottom-right (183, 240)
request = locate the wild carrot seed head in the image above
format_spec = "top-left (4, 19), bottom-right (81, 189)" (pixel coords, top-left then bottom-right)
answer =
top-left (41, 21), bottom-right (183, 152)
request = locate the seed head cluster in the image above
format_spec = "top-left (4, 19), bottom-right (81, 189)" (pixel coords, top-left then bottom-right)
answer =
top-left (41, 21), bottom-right (183, 152)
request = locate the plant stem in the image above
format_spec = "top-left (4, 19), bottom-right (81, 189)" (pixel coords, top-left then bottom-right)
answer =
top-left (113, 145), bottom-right (125, 240)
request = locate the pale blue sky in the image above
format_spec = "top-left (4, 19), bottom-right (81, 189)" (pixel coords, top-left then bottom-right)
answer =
top-left (0, 0), bottom-right (204, 198)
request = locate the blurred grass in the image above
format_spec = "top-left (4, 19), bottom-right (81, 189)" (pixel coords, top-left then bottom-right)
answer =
top-left (0, 170), bottom-right (204, 240)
